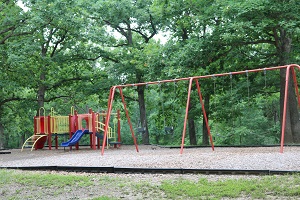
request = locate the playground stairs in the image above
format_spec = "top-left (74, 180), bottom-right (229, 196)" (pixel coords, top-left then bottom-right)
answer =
top-left (21, 134), bottom-right (48, 152)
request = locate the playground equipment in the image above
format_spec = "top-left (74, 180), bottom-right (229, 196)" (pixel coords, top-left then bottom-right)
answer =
top-left (101, 64), bottom-right (300, 155)
top-left (159, 83), bottom-right (175, 135)
top-left (21, 107), bottom-right (121, 151)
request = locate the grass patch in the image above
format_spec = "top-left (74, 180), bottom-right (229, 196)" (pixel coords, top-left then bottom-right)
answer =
top-left (15, 171), bottom-right (93, 188)
top-left (159, 175), bottom-right (300, 199)
top-left (0, 169), bottom-right (300, 199)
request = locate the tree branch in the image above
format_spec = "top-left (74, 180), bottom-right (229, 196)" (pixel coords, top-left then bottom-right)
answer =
top-left (44, 95), bottom-right (71, 102)
top-left (47, 77), bottom-right (85, 90)
top-left (0, 97), bottom-right (25, 107)
top-left (74, 53), bottom-right (120, 63)
top-left (50, 30), bottom-right (67, 57)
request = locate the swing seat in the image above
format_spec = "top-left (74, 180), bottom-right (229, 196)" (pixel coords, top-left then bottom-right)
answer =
top-left (137, 127), bottom-right (146, 134)
top-left (164, 126), bottom-right (174, 134)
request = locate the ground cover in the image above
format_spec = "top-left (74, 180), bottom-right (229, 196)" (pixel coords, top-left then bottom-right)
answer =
top-left (0, 169), bottom-right (299, 199)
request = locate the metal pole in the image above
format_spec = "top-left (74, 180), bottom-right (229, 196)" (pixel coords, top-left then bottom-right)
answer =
top-left (118, 87), bottom-right (139, 152)
top-left (114, 66), bottom-right (287, 89)
top-left (180, 78), bottom-right (194, 154)
top-left (280, 66), bottom-right (291, 153)
top-left (291, 67), bottom-right (300, 108)
top-left (195, 79), bottom-right (215, 151)
top-left (280, 64), bottom-right (300, 153)
top-left (101, 86), bottom-right (117, 155)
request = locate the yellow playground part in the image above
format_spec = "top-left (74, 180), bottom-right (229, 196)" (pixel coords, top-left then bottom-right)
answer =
top-left (21, 134), bottom-right (48, 151)
top-left (95, 119), bottom-right (116, 149)
top-left (50, 116), bottom-right (70, 134)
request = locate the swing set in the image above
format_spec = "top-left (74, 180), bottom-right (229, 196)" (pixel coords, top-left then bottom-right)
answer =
top-left (101, 64), bottom-right (300, 155)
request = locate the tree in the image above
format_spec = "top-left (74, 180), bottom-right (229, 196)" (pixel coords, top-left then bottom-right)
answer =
top-left (86, 0), bottom-right (160, 144)
top-left (0, 0), bottom-right (33, 44)
top-left (152, 0), bottom-right (218, 145)
top-left (0, 0), bottom-right (110, 148)
top-left (218, 0), bottom-right (300, 143)
top-left (0, 1), bottom-right (33, 149)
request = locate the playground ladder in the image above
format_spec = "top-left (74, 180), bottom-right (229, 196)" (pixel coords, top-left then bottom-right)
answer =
top-left (21, 134), bottom-right (48, 152)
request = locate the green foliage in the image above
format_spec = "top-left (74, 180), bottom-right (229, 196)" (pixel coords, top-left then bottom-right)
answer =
top-left (211, 90), bottom-right (280, 146)
top-left (1, 0), bottom-right (300, 148)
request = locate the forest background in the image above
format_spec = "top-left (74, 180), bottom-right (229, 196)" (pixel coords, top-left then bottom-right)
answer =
top-left (1, 0), bottom-right (300, 149)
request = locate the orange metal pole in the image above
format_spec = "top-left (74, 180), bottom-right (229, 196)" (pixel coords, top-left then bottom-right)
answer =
top-left (280, 64), bottom-right (300, 153)
top-left (118, 87), bottom-right (139, 152)
top-left (101, 86), bottom-right (117, 155)
top-left (75, 111), bottom-right (79, 150)
top-left (92, 111), bottom-right (96, 150)
top-left (291, 67), bottom-right (300, 108)
top-left (280, 66), bottom-right (291, 153)
top-left (195, 79), bottom-right (215, 151)
top-left (180, 78), bottom-right (194, 154)
top-left (113, 66), bottom-right (287, 89)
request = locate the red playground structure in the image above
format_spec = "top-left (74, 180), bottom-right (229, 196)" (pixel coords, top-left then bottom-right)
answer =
top-left (21, 107), bottom-right (122, 151)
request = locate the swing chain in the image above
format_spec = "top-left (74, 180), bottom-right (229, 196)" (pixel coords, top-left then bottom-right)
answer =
top-left (246, 70), bottom-right (250, 101)
top-left (158, 83), bottom-right (166, 128)
top-left (264, 68), bottom-right (267, 89)
top-left (229, 72), bottom-right (233, 95)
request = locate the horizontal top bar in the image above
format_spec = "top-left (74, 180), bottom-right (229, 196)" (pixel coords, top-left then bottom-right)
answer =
top-left (114, 65), bottom-right (297, 88)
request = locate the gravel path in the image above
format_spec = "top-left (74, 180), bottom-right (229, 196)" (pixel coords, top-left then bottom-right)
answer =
top-left (1, 145), bottom-right (299, 171)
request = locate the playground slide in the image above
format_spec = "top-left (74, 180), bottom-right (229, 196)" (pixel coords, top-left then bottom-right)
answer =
top-left (61, 129), bottom-right (89, 147)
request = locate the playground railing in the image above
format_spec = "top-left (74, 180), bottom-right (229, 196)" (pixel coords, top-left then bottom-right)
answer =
top-left (95, 121), bottom-right (115, 139)
top-left (51, 116), bottom-right (69, 134)
top-left (35, 116), bottom-right (49, 134)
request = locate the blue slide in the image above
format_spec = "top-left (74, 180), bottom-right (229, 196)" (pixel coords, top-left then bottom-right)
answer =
top-left (61, 129), bottom-right (89, 147)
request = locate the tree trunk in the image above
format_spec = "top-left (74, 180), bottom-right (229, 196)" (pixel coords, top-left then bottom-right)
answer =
top-left (202, 94), bottom-right (210, 145)
top-left (277, 28), bottom-right (300, 143)
top-left (188, 101), bottom-right (197, 145)
top-left (137, 85), bottom-right (150, 144)
top-left (0, 122), bottom-right (4, 149)
top-left (37, 71), bottom-right (46, 113)
top-left (37, 44), bottom-right (47, 115)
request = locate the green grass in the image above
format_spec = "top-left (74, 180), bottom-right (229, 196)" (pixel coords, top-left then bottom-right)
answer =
top-left (0, 169), bottom-right (300, 199)
top-left (15, 172), bottom-right (93, 187)
top-left (160, 175), bottom-right (300, 199)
